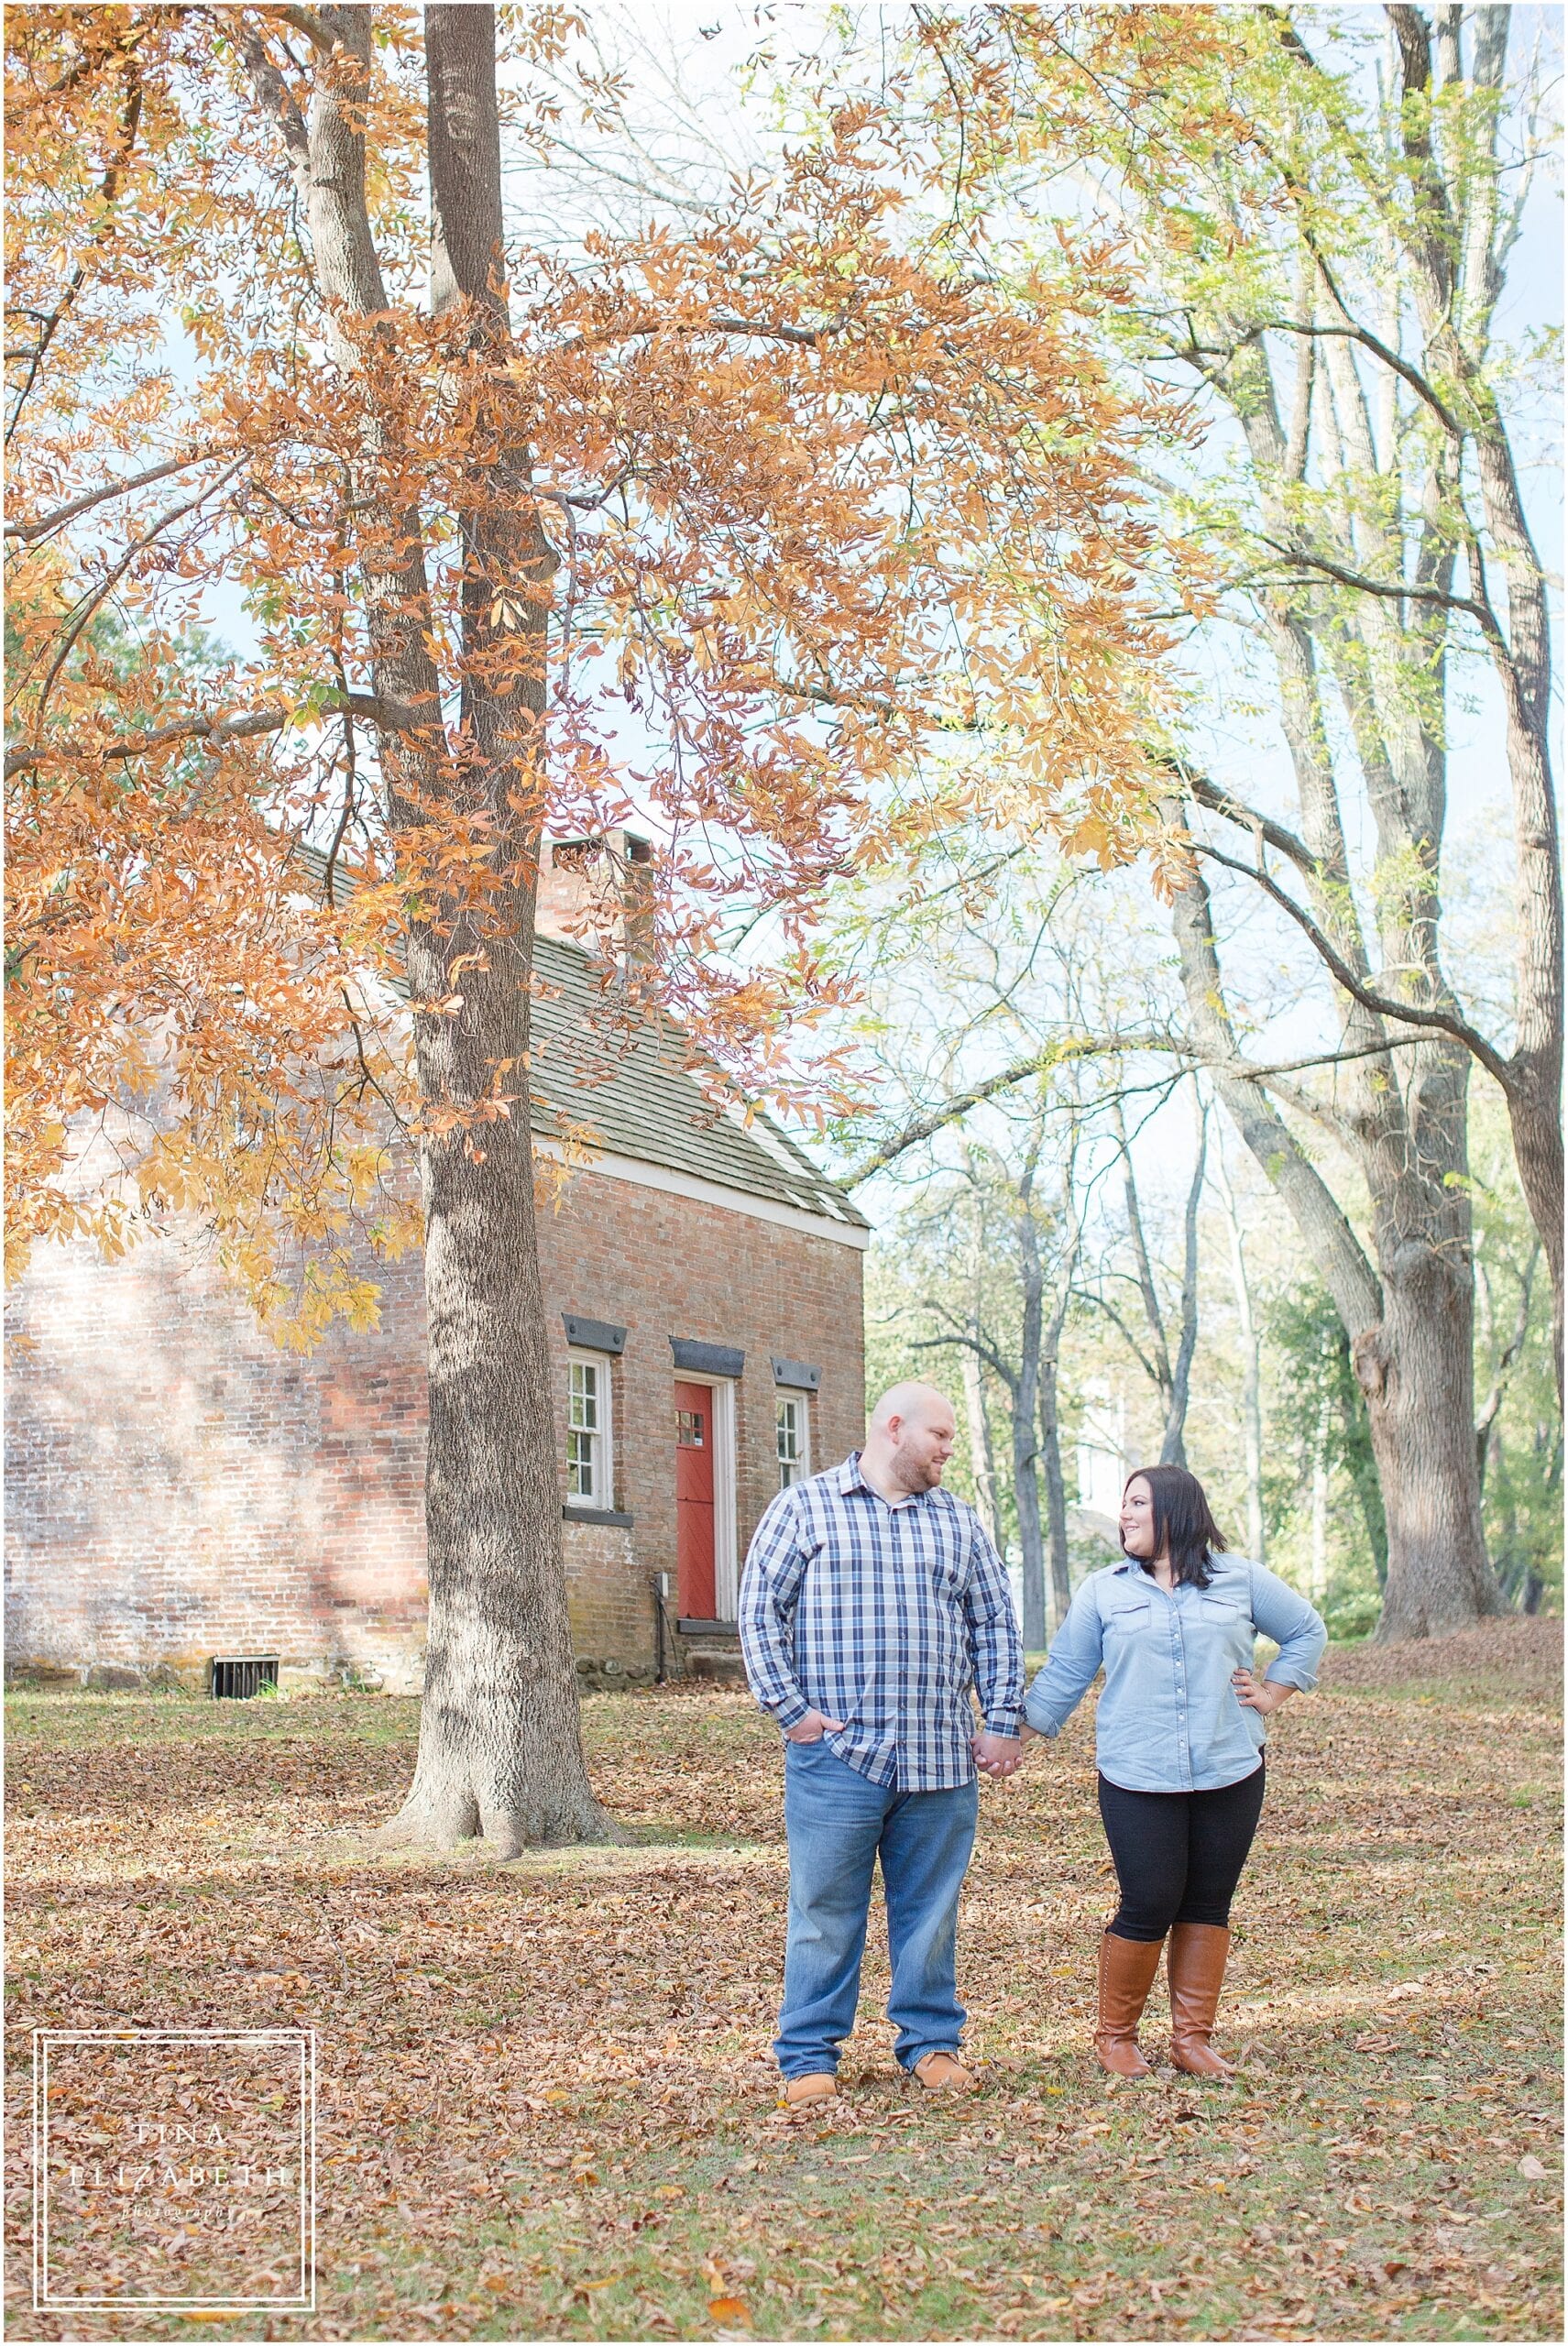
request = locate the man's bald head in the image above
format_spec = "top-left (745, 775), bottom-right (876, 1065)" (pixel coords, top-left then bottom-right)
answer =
top-left (870, 1381), bottom-right (955, 1440)
top-left (861, 1380), bottom-right (957, 1500)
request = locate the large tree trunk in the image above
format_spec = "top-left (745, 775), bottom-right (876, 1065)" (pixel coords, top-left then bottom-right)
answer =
top-left (385, 4), bottom-right (602, 1851)
top-left (1393, 3), bottom-right (1564, 1389)
top-left (1357, 1253), bottom-right (1506, 1639)
top-left (244, 4), bottom-right (601, 1850)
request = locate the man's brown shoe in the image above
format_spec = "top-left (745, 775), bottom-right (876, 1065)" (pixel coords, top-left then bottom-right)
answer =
top-left (910, 2051), bottom-right (977, 2093)
top-left (1168, 1923), bottom-right (1236, 2077)
top-left (1094, 1930), bottom-right (1165, 2077)
top-left (783, 2073), bottom-right (838, 2106)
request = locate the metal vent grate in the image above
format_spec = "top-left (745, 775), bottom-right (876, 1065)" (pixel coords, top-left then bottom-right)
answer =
top-left (210, 1654), bottom-right (279, 1700)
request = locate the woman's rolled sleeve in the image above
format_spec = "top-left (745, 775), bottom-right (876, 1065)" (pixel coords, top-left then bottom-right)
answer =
top-left (1248, 1561), bottom-right (1328, 1691)
top-left (1023, 1582), bottom-right (1105, 1737)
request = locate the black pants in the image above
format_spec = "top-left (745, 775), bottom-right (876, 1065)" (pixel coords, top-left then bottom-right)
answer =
top-left (1097, 1761), bottom-right (1266, 1942)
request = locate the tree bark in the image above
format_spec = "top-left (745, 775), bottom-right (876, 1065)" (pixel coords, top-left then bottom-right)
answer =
top-left (1355, 1250), bottom-right (1506, 1638)
top-left (246, 3), bottom-right (601, 1850)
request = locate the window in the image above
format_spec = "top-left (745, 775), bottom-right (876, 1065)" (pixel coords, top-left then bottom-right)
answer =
top-left (776, 1393), bottom-right (809, 1491)
top-left (566, 1353), bottom-right (613, 1506)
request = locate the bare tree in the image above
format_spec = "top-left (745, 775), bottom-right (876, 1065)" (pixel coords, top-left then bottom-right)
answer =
top-left (1085, 1091), bottom-right (1207, 1472)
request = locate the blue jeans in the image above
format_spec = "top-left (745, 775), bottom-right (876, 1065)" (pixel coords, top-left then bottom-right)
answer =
top-left (774, 1739), bottom-right (980, 2078)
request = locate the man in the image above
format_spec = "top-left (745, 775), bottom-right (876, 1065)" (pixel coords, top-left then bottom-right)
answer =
top-left (739, 1380), bottom-right (1024, 2106)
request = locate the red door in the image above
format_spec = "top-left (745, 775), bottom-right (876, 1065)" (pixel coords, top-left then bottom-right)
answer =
top-left (674, 1380), bottom-right (716, 1619)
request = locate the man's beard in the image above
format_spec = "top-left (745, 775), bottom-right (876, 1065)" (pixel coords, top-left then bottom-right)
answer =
top-left (894, 1445), bottom-right (940, 1492)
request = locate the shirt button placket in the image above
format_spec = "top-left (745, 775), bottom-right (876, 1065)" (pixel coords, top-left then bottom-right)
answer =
top-left (1174, 1618), bottom-right (1190, 1787)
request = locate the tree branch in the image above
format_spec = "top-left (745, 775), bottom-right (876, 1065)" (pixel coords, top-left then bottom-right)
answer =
top-left (5, 444), bottom-right (235, 544)
top-left (1073, 1288), bottom-right (1162, 1392)
top-left (1255, 319), bottom-right (1462, 437)
top-left (1194, 838), bottom-right (1515, 1088)
top-left (1256, 532), bottom-right (1490, 622)
top-left (1171, 764), bottom-right (1318, 877)
top-left (911, 1327), bottom-right (1016, 1392)
top-left (4, 692), bottom-right (405, 780)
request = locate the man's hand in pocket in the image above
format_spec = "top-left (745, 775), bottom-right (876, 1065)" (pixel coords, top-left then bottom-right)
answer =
top-left (785, 1710), bottom-right (847, 1743)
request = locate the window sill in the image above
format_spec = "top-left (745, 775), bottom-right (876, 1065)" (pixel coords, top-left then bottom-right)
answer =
top-left (563, 1505), bottom-right (635, 1529)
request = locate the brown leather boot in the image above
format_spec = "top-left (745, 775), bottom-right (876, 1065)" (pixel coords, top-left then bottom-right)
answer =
top-left (1094, 1931), bottom-right (1165, 2077)
top-left (1168, 1923), bottom-right (1235, 2077)
top-left (783, 2072), bottom-right (838, 2106)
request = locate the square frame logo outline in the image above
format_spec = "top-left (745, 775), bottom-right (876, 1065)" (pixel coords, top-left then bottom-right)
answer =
top-left (32, 2026), bottom-right (317, 2313)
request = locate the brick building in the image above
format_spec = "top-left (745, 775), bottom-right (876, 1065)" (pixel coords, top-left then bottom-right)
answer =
top-left (5, 841), bottom-right (870, 1694)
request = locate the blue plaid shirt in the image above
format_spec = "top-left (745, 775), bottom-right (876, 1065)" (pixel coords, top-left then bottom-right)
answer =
top-left (738, 1452), bottom-right (1025, 1791)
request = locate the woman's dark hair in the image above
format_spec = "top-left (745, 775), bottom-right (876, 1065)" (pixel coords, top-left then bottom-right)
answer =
top-left (1123, 1464), bottom-right (1227, 1589)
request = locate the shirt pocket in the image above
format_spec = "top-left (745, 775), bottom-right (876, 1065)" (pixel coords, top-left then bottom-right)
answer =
top-left (1199, 1595), bottom-right (1254, 1667)
top-left (1102, 1597), bottom-right (1152, 1639)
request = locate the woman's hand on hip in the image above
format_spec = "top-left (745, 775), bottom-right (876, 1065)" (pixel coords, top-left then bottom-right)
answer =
top-left (1232, 1669), bottom-right (1291, 1716)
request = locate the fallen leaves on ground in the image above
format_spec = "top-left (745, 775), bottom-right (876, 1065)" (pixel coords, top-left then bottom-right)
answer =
top-left (4, 1620), bottom-right (1562, 2341)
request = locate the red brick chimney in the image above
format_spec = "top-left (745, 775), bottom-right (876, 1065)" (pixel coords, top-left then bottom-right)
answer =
top-left (535, 828), bottom-right (653, 967)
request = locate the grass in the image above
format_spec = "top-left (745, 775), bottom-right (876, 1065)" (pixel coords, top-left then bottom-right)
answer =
top-left (5, 1619), bottom-right (1563, 2341)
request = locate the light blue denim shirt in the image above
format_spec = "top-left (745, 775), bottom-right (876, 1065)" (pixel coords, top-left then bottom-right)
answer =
top-left (1022, 1552), bottom-right (1327, 1792)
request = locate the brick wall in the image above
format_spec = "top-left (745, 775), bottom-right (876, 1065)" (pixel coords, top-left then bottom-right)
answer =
top-left (5, 1169), bottom-right (866, 1691)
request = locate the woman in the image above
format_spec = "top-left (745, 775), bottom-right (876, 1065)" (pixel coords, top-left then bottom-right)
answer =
top-left (1018, 1464), bottom-right (1326, 2079)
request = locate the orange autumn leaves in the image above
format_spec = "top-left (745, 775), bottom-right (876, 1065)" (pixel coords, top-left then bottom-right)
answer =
top-left (6, 6), bottom-right (1228, 1329)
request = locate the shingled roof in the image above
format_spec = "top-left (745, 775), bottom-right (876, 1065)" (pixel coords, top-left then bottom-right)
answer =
top-left (527, 936), bottom-right (869, 1230)
top-left (292, 844), bottom-right (868, 1234)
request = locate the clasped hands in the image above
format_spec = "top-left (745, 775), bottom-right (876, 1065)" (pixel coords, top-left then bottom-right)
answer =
top-left (972, 1723), bottom-right (1037, 1779)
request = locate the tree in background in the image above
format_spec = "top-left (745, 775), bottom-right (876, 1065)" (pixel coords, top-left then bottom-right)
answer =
top-left (1126, 8), bottom-right (1558, 1638)
top-left (903, 1116), bottom-right (1084, 1648)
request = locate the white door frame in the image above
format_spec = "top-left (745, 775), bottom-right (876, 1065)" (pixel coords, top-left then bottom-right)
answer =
top-left (677, 1374), bottom-right (739, 1620)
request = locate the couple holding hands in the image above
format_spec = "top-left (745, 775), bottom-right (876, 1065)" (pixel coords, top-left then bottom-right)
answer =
top-left (739, 1382), bottom-right (1327, 2103)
